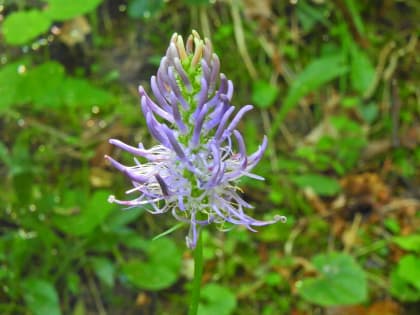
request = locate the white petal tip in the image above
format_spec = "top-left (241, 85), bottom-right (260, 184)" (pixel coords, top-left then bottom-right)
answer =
top-left (274, 215), bottom-right (287, 223)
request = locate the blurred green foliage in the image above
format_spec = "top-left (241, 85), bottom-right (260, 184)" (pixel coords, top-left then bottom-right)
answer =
top-left (297, 252), bottom-right (367, 306)
top-left (2, 0), bottom-right (103, 44)
top-left (0, 61), bottom-right (113, 110)
top-left (0, 0), bottom-right (419, 314)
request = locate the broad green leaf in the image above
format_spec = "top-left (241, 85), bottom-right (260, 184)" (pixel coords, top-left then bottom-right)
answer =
top-left (390, 265), bottom-right (420, 302)
top-left (128, 0), bottom-right (164, 19)
top-left (342, 97), bottom-right (359, 108)
top-left (0, 61), bottom-right (111, 109)
top-left (141, 237), bottom-right (182, 269)
top-left (106, 207), bottom-right (145, 230)
top-left (277, 157), bottom-right (304, 172)
top-left (295, 146), bottom-right (317, 164)
top-left (22, 278), bottom-right (62, 315)
top-left (21, 62), bottom-right (65, 108)
top-left (396, 255), bottom-right (420, 290)
top-left (298, 252), bottom-right (367, 306)
top-left (44, 0), bottom-right (103, 21)
top-left (198, 284), bottom-right (237, 315)
top-left (122, 260), bottom-right (179, 291)
top-left (2, 10), bottom-right (51, 45)
top-left (53, 190), bottom-right (114, 236)
top-left (0, 62), bottom-right (29, 109)
top-left (393, 234), bottom-right (420, 252)
top-left (384, 218), bottom-right (401, 234)
top-left (91, 257), bottom-right (115, 287)
top-left (350, 47), bottom-right (375, 93)
top-left (61, 77), bottom-right (113, 107)
top-left (291, 174), bottom-right (341, 196)
top-left (122, 238), bottom-right (181, 290)
top-left (66, 273), bottom-right (80, 294)
top-left (122, 232), bottom-right (151, 250)
top-left (271, 55), bottom-right (348, 135)
top-left (252, 80), bottom-right (279, 109)
top-left (264, 272), bottom-right (284, 286)
top-left (269, 190), bottom-right (284, 204)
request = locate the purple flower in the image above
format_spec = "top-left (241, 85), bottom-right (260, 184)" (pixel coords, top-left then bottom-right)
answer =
top-left (106, 31), bottom-right (286, 248)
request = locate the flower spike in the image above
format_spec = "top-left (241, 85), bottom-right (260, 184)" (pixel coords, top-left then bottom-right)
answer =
top-left (106, 31), bottom-right (286, 248)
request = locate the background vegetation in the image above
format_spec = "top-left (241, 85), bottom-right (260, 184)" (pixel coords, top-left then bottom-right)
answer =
top-left (0, 0), bottom-right (419, 314)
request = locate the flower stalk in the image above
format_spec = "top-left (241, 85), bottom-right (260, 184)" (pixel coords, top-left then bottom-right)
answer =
top-left (188, 231), bottom-right (203, 315)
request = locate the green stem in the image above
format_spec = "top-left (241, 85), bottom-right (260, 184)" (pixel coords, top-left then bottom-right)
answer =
top-left (188, 232), bottom-right (204, 315)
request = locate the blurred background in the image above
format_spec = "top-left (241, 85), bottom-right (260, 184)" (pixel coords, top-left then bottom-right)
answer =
top-left (0, 0), bottom-right (419, 314)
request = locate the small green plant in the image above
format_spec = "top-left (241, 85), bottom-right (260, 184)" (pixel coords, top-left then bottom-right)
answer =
top-left (390, 235), bottom-right (420, 302)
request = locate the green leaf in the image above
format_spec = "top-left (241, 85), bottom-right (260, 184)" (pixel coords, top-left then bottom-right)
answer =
top-left (106, 207), bottom-right (145, 230)
top-left (123, 260), bottom-right (177, 290)
top-left (61, 77), bottom-right (113, 107)
top-left (272, 55), bottom-right (348, 133)
top-left (252, 80), bottom-right (279, 109)
top-left (91, 257), bottom-right (115, 287)
top-left (390, 260), bottom-right (420, 302)
top-left (2, 10), bottom-right (51, 45)
top-left (44, 0), bottom-right (103, 21)
top-left (264, 272), bottom-right (284, 286)
top-left (396, 255), bottom-right (420, 290)
top-left (330, 115), bottom-right (363, 133)
top-left (350, 47), bottom-right (375, 93)
top-left (22, 278), bottom-right (62, 315)
top-left (21, 62), bottom-right (65, 108)
top-left (296, 1), bottom-right (331, 32)
top-left (128, 0), bottom-right (164, 19)
top-left (359, 102), bottom-right (378, 123)
top-left (298, 252), bottom-right (367, 306)
top-left (198, 284), bottom-right (237, 315)
top-left (66, 273), bottom-right (80, 294)
top-left (291, 174), bottom-right (341, 196)
top-left (277, 157), bottom-right (304, 172)
top-left (122, 238), bottom-right (182, 290)
top-left (343, 0), bottom-right (365, 35)
top-left (384, 218), bottom-right (400, 234)
top-left (53, 190), bottom-right (114, 236)
top-left (123, 234), bottom-right (151, 250)
top-left (0, 61), bottom-right (111, 109)
top-left (393, 234), bottom-right (420, 252)
top-left (0, 62), bottom-right (29, 109)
